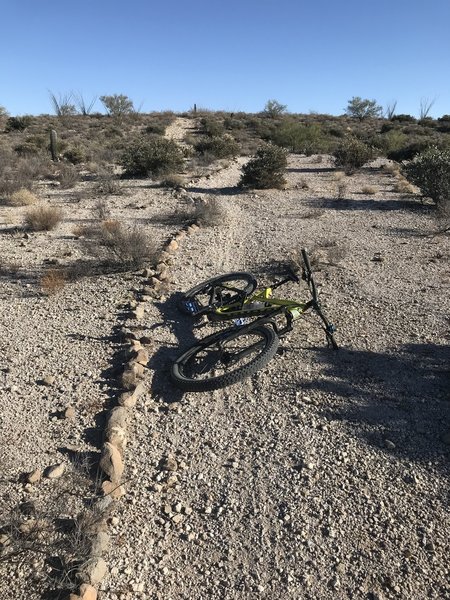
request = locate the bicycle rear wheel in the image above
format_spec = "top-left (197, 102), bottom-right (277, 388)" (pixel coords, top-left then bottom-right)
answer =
top-left (171, 324), bottom-right (279, 391)
top-left (178, 272), bottom-right (257, 317)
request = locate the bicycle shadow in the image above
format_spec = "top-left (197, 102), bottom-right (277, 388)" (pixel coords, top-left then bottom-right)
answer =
top-left (298, 342), bottom-right (450, 475)
top-left (148, 292), bottom-right (202, 404)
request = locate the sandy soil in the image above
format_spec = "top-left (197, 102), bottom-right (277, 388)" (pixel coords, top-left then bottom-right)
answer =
top-left (0, 120), bottom-right (449, 600)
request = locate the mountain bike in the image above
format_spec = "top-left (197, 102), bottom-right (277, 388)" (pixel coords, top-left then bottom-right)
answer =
top-left (171, 249), bottom-right (337, 391)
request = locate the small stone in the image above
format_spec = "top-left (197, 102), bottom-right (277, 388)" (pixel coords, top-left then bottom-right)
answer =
top-left (81, 557), bottom-right (108, 585)
top-left (45, 463), bottom-right (65, 479)
top-left (134, 348), bottom-right (149, 366)
top-left (110, 516), bottom-right (120, 527)
top-left (102, 479), bottom-right (125, 499)
top-left (384, 439), bottom-right (396, 450)
top-left (172, 514), bottom-right (183, 524)
top-left (26, 468), bottom-right (42, 484)
top-left (64, 406), bottom-right (76, 419)
top-left (163, 455), bottom-right (178, 472)
top-left (167, 239), bottom-right (179, 253)
top-left (91, 531), bottom-right (110, 556)
top-left (42, 375), bottom-right (55, 386)
top-left (79, 584), bottom-right (98, 600)
top-left (99, 443), bottom-right (123, 484)
top-left (133, 305), bottom-right (145, 320)
top-left (204, 506), bottom-right (212, 515)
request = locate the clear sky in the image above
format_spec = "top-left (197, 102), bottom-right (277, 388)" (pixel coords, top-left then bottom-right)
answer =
top-left (1, 0), bottom-right (449, 118)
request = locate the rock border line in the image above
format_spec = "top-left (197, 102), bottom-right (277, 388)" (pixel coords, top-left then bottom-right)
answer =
top-left (69, 222), bottom-right (200, 600)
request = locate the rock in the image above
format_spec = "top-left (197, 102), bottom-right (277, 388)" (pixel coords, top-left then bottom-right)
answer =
top-left (172, 514), bottom-right (183, 524)
top-left (149, 276), bottom-right (162, 289)
top-left (79, 584), bottom-right (97, 600)
top-left (64, 405), bottom-right (76, 419)
top-left (107, 406), bottom-right (128, 430)
top-left (163, 455), bottom-right (178, 472)
top-left (384, 439), bottom-right (396, 450)
top-left (0, 534), bottom-right (11, 548)
top-left (128, 361), bottom-right (145, 378)
top-left (102, 479), bottom-right (125, 499)
top-left (91, 531), bottom-right (110, 556)
top-left (80, 557), bottom-right (108, 586)
top-left (105, 425), bottom-right (127, 454)
top-left (140, 335), bottom-right (153, 346)
top-left (45, 463), bottom-right (65, 479)
top-left (132, 305), bottom-right (145, 320)
top-left (26, 468), bottom-right (42, 484)
top-left (99, 442), bottom-right (123, 483)
top-left (133, 348), bottom-right (149, 366)
top-left (142, 268), bottom-right (155, 278)
top-left (166, 239), bottom-right (179, 253)
top-left (42, 375), bottom-right (55, 386)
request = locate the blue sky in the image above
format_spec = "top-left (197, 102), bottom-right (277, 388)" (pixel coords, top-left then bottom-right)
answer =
top-left (2, 0), bottom-right (449, 117)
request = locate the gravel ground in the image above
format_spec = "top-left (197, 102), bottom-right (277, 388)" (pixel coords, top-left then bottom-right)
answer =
top-left (1, 139), bottom-right (449, 600)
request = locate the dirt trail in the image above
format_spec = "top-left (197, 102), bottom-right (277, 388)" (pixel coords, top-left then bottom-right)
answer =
top-left (100, 156), bottom-right (450, 599)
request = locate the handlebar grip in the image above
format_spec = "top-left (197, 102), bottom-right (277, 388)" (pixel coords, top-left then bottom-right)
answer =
top-left (301, 248), bottom-right (312, 274)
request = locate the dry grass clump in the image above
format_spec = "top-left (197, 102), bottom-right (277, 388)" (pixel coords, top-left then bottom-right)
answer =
top-left (83, 220), bottom-right (158, 270)
top-left (24, 204), bottom-right (63, 231)
top-left (194, 197), bottom-right (227, 227)
top-left (41, 268), bottom-right (66, 295)
top-left (160, 174), bottom-right (185, 189)
top-left (336, 182), bottom-right (347, 199)
top-left (393, 179), bottom-right (416, 195)
top-left (8, 188), bottom-right (38, 206)
top-left (58, 164), bottom-right (79, 189)
top-left (333, 171), bottom-right (345, 181)
top-left (361, 185), bottom-right (377, 195)
top-left (382, 162), bottom-right (401, 175)
top-left (93, 171), bottom-right (123, 195)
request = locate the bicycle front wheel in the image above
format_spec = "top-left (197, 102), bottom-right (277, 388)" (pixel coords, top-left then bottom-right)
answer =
top-left (171, 325), bottom-right (279, 391)
top-left (178, 272), bottom-right (257, 317)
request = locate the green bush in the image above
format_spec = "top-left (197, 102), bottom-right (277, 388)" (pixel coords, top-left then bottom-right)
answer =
top-left (387, 139), bottom-right (435, 162)
top-left (391, 114), bottom-right (416, 123)
top-left (63, 146), bottom-right (85, 164)
top-left (239, 144), bottom-right (288, 189)
top-left (402, 147), bottom-right (450, 213)
top-left (5, 116), bottom-right (32, 132)
top-left (195, 134), bottom-right (239, 159)
top-left (100, 94), bottom-right (134, 116)
top-left (271, 121), bottom-right (325, 155)
top-left (199, 116), bottom-right (225, 137)
top-left (121, 136), bottom-right (184, 177)
top-left (332, 136), bottom-right (374, 174)
top-left (345, 97), bottom-right (382, 120)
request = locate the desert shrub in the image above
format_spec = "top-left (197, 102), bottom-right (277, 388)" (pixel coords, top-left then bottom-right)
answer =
top-left (271, 121), bottom-right (325, 155)
top-left (199, 116), bottom-right (225, 137)
top-left (160, 174), bottom-right (185, 189)
top-left (145, 122), bottom-right (166, 135)
top-left (5, 115), bottom-right (32, 132)
top-left (194, 197), bottom-right (226, 226)
top-left (8, 188), bottom-right (38, 206)
top-left (332, 136), bottom-right (373, 174)
top-left (41, 268), bottom-right (66, 295)
top-left (239, 144), bottom-right (288, 189)
top-left (63, 146), bottom-right (85, 164)
top-left (84, 220), bottom-right (157, 269)
top-left (336, 182), bottom-right (347, 199)
top-left (24, 205), bottom-right (63, 231)
top-left (402, 147), bottom-right (450, 213)
top-left (195, 134), bottom-right (240, 159)
top-left (361, 185), bottom-right (377, 195)
top-left (58, 164), bottom-right (79, 189)
top-left (391, 114), bottom-right (416, 123)
top-left (93, 171), bottom-right (123, 195)
top-left (121, 136), bottom-right (184, 177)
top-left (387, 139), bottom-right (434, 162)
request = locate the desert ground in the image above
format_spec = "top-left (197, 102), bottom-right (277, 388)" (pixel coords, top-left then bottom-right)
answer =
top-left (0, 117), bottom-right (449, 600)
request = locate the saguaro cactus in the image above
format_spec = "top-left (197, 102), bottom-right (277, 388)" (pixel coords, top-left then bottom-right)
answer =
top-left (50, 129), bottom-right (58, 161)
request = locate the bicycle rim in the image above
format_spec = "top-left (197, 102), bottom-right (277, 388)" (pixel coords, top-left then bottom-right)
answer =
top-left (171, 325), bottom-right (279, 391)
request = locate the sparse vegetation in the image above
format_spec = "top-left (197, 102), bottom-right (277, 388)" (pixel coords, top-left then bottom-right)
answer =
top-left (263, 99), bottom-right (287, 118)
top-left (361, 185), bottom-right (377, 195)
top-left (24, 205), bottom-right (63, 231)
top-left (5, 115), bottom-right (32, 132)
top-left (239, 144), bottom-right (288, 189)
top-left (195, 134), bottom-right (240, 160)
top-left (41, 268), bottom-right (66, 295)
top-left (194, 197), bottom-right (226, 227)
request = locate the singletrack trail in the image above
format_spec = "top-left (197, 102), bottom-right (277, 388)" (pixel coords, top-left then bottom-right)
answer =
top-left (101, 155), bottom-right (450, 599)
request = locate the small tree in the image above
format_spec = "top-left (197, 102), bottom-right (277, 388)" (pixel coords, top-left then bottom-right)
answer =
top-left (0, 105), bottom-right (8, 117)
top-left (385, 100), bottom-right (398, 120)
top-left (100, 94), bottom-right (134, 117)
top-left (402, 147), bottom-right (450, 221)
top-left (264, 99), bottom-right (287, 118)
top-left (345, 96), bottom-right (383, 120)
top-left (239, 144), bottom-right (288, 189)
